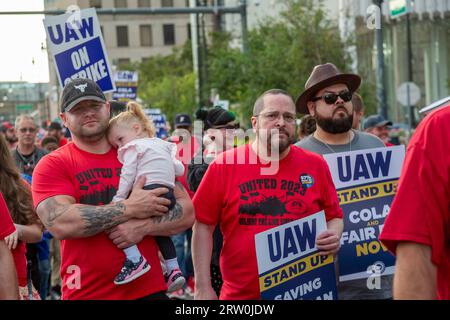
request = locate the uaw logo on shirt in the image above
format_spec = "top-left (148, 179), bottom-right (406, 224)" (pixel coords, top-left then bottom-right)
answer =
top-left (300, 174), bottom-right (314, 189)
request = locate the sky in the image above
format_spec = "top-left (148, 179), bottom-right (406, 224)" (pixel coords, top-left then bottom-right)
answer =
top-left (0, 0), bottom-right (49, 83)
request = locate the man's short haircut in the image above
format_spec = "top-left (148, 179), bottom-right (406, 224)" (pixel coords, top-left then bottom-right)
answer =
top-left (352, 93), bottom-right (365, 114)
top-left (253, 89), bottom-right (293, 116)
top-left (15, 114), bottom-right (36, 129)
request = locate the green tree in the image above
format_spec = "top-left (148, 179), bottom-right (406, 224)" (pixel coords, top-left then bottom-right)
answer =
top-left (137, 42), bottom-right (195, 122)
top-left (137, 0), bottom-right (362, 127)
top-left (207, 0), bottom-right (353, 123)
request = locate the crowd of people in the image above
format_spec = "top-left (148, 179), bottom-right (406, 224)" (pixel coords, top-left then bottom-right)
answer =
top-left (0, 62), bottom-right (449, 301)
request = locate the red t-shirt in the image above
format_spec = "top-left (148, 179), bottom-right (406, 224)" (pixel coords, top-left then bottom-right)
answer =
top-left (32, 142), bottom-right (166, 300)
top-left (59, 137), bottom-right (68, 147)
top-left (0, 193), bottom-right (26, 286)
top-left (0, 193), bottom-right (15, 239)
top-left (380, 106), bottom-right (450, 300)
top-left (11, 242), bottom-right (27, 286)
top-left (193, 144), bottom-right (343, 299)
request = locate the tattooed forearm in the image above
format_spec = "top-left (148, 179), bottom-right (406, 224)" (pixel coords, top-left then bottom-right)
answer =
top-left (44, 198), bottom-right (71, 227)
top-left (79, 202), bottom-right (127, 237)
top-left (152, 203), bottom-right (183, 224)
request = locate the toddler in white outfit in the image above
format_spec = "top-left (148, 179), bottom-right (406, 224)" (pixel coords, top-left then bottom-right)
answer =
top-left (107, 101), bottom-right (186, 292)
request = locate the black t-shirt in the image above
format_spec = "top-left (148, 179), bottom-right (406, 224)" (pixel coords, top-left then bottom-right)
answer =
top-left (12, 146), bottom-right (48, 178)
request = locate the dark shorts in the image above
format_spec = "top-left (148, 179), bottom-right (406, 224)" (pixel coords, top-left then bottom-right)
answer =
top-left (143, 184), bottom-right (176, 210)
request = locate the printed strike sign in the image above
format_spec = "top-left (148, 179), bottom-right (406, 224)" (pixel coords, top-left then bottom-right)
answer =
top-left (323, 146), bottom-right (405, 282)
top-left (112, 71), bottom-right (138, 101)
top-left (255, 211), bottom-right (337, 300)
top-left (144, 108), bottom-right (168, 139)
top-left (44, 8), bottom-right (114, 92)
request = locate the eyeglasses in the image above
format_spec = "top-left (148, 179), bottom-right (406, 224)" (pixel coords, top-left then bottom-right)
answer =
top-left (19, 127), bottom-right (36, 133)
top-left (254, 112), bottom-right (296, 124)
top-left (311, 91), bottom-right (353, 105)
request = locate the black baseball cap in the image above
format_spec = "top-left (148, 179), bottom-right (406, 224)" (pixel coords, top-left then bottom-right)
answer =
top-left (363, 115), bottom-right (393, 130)
top-left (60, 78), bottom-right (106, 113)
top-left (48, 121), bottom-right (62, 131)
top-left (174, 114), bottom-right (192, 128)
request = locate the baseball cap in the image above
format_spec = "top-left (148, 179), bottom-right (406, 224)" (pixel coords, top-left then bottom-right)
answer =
top-left (174, 114), bottom-right (192, 128)
top-left (1, 121), bottom-right (13, 131)
top-left (363, 115), bottom-right (393, 130)
top-left (60, 78), bottom-right (106, 113)
top-left (48, 121), bottom-right (62, 131)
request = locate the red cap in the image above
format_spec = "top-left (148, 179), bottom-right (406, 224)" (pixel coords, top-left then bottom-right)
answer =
top-left (2, 121), bottom-right (13, 130)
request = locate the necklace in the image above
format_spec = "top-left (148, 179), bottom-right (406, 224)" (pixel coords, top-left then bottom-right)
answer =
top-left (314, 130), bottom-right (353, 154)
top-left (15, 147), bottom-right (38, 173)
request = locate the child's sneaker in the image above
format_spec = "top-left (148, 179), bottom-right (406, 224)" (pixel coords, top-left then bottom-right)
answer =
top-left (114, 257), bottom-right (150, 285)
top-left (165, 269), bottom-right (186, 293)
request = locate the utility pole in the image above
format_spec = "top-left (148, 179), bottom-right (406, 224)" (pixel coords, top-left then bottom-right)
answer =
top-left (190, 0), bottom-right (200, 108)
top-left (199, 0), bottom-right (210, 106)
top-left (406, 5), bottom-right (415, 129)
top-left (240, 0), bottom-right (248, 53)
top-left (373, 0), bottom-right (388, 119)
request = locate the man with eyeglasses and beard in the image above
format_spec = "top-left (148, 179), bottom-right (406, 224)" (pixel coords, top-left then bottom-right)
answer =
top-left (295, 63), bottom-right (388, 300)
top-left (192, 89), bottom-right (344, 300)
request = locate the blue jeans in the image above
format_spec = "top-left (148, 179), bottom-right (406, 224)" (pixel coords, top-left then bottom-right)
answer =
top-left (38, 259), bottom-right (51, 299)
top-left (171, 228), bottom-right (193, 278)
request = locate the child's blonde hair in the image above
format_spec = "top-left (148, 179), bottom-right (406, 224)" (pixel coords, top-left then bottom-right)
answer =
top-left (109, 101), bottom-right (156, 137)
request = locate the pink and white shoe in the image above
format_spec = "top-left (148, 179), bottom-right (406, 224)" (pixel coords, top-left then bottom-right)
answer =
top-left (114, 257), bottom-right (151, 285)
top-left (165, 268), bottom-right (186, 293)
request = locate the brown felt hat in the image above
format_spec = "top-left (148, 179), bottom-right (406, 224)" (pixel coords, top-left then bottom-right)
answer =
top-left (295, 63), bottom-right (361, 114)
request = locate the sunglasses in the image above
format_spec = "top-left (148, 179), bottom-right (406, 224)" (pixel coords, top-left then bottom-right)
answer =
top-left (311, 91), bottom-right (353, 105)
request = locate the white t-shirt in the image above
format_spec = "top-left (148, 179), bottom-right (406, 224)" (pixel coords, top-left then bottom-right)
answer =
top-left (112, 137), bottom-right (184, 202)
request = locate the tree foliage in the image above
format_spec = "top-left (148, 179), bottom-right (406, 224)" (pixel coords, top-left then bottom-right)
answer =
top-left (137, 42), bottom-right (195, 122)
top-left (137, 0), bottom-right (361, 126)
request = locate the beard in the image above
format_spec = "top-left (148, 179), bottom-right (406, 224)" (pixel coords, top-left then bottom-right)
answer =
top-left (76, 120), bottom-right (108, 141)
top-left (259, 127), bottom-right (295, 156)
top-left (6, 135), bottom-right (18, 143)
top-left (315, 106), bottom-right (354, 134)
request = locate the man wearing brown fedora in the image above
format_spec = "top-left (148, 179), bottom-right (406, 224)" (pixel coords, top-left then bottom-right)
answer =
top-left (295, 63), bottom-right (390, 300)
top-left (295, 63), bottom-right (383, 153)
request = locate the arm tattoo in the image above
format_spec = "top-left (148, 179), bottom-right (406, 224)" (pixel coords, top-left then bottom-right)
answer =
top-left (43, 198), bottom-right (71, 228)
top-left (79, 202), bottom-right (127, 237)
top-left (152, 203), bottom-right (183, 224)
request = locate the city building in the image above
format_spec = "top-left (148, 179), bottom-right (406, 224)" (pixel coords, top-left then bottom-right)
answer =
top-left (44, 0), bottom-right (195, 66)
top-left (342, 0), bottom-right (450, 124)
top-left (43, 0), bottom-right (204, 118)
top-left (0, 82), bottom-right (49, 124)
top-left (225, 0), bottom-right (449, 124)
